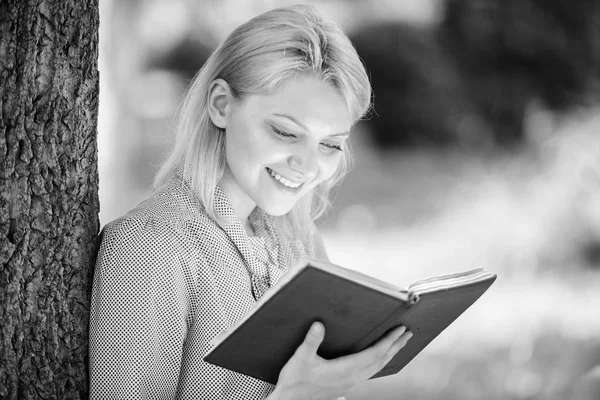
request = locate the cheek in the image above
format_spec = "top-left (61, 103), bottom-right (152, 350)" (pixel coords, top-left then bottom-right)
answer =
top-left (225, 132), bottom-right (271, 175)
top-left (318, 154), bottom-right (343, 182)
top-left (225, 136), bottom-right (251, 179)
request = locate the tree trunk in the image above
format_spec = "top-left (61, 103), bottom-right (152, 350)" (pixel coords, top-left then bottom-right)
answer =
top-left (0, 0), bottom-right (100, 398)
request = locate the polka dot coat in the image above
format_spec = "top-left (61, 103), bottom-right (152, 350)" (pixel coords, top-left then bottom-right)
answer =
top-left (89, 173), bottom-right (329, 399)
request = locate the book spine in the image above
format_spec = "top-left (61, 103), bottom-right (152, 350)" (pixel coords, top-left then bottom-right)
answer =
top-left (400, 290), bottom-right (419, 305)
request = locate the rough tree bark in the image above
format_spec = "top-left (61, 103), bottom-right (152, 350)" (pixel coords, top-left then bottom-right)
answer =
top-left (0, 0), bottom-right (100, 398)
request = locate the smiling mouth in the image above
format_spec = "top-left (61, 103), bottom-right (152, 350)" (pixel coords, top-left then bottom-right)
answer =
top-left (266, 167), bottom-right (304, 189)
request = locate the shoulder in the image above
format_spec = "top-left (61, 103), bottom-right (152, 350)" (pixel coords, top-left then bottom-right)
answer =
top-left (100, 177), bottom-right (210, 252)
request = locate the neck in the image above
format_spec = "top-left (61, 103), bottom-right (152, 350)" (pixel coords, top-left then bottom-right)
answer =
top-left (218, 177), bottom-right (257, 234)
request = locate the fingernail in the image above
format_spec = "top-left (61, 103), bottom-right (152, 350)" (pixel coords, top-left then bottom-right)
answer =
top-left (406, 331), bottom-right (414, 340)
top-left (312, 322), bottom-right (323, 335)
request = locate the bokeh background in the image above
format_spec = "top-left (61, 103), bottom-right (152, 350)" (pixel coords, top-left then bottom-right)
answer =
top-left (97, 0), bottom-right (600, 398)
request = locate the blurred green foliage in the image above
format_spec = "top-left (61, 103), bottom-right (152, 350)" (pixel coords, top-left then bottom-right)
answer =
top-left (352, 0), bottom-right (600, 150)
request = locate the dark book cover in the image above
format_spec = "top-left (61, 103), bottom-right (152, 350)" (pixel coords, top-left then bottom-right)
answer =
top-left (204, 261), bottom-right (497, 384)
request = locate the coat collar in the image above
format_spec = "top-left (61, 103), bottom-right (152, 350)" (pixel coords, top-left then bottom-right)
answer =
top-left (214, 186), bottom-right (285, 299)
top-left (173, 167), bottom-right (286, 298)
top-left (213, 186), bottom-right (258, 270)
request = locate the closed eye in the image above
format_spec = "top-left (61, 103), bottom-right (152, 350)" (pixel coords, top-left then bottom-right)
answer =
top-left (270, 126), bottom-right (297, 139)
top-left (271, 125), bottom-right (343, 153)
top-left (321, 142), bottom-right (342, 152)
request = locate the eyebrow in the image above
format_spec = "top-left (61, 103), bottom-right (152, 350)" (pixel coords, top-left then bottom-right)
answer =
top-left (272, 113), bottom-right (349, 138)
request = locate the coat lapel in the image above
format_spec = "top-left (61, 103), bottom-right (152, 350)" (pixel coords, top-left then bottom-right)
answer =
top-left (215, 187), bottom-right (276, 300)
top-left (213, 187), bottom-right (256, 268)
top-left (249, 208), bottom-right (288, 287)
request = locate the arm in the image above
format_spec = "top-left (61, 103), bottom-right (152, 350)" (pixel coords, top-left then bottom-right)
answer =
top-left (89, 217), bottom-right (188, 399)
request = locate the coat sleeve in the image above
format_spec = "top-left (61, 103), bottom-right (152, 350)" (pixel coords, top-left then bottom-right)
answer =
top-left (89, 216), bottom-right (189, 399)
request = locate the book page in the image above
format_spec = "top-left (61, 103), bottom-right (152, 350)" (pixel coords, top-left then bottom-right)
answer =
top-left (408, 268), bottom-right (495, 294)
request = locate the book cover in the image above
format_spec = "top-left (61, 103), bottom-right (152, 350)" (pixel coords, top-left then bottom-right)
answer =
top-left (204, 259), bottom-right (497, 384)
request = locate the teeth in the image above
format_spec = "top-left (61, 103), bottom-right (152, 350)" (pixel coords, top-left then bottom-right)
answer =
top-left (268, 168), bottom-right (301, 188)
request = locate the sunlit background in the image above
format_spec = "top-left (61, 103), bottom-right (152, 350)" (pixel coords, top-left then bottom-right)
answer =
top-left (98, 0), bottom-right (600, 398)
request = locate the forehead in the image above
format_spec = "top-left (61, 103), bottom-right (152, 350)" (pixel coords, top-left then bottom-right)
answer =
top-left (241, 75), bottom-right (352, 133)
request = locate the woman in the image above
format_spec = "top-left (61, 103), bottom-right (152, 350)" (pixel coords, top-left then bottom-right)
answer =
top-left (90, 5), bottom-right (412, 400)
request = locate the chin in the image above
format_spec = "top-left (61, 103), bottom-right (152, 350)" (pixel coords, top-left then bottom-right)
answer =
top-left (258, 200), bottom-right (296, 217)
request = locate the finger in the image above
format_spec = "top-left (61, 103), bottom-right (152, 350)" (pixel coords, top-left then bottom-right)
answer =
top-left (331, 326), bottom-right (406, 368)
top-left (297, 321), bottom-right (326, 357)
top-left (387, 325), bottom-right (408, 344)
top-left (389, 331), bottom-right (413, 355)
top-left (362, 325), bottom-right (407, 359)
top-left (382, 330), bottom-right (413, 363)
top-left (365, 331), bottom-right (414, 377)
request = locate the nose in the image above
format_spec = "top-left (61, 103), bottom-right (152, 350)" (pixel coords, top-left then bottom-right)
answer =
top-left (288, 144), bottom-right (318, 181)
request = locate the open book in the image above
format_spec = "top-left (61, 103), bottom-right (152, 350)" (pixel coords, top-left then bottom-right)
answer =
top-left (204, 258), bottom-right (497, 384)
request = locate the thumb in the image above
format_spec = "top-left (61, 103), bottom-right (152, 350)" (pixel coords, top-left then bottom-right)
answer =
top-left (299, 322), bottom-right (325, 356)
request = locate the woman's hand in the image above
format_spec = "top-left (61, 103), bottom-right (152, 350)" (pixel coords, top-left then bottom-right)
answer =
top-left (267, 323), bottom-right (413, 400)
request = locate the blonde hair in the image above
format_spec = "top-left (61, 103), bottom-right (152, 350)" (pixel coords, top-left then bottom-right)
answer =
top-left (155, 4), bottom-right (371, 243)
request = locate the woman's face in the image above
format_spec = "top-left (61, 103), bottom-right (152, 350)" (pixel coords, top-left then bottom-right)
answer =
top-left (218, 74), bottom-right (352, 217)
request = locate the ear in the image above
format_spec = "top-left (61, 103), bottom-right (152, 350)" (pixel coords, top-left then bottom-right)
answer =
top-left (207, 78), bottom-right (232, 129)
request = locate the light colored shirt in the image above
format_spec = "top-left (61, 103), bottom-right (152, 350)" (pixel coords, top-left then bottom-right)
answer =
top-left (89, 173), bottom-right (328, 399)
